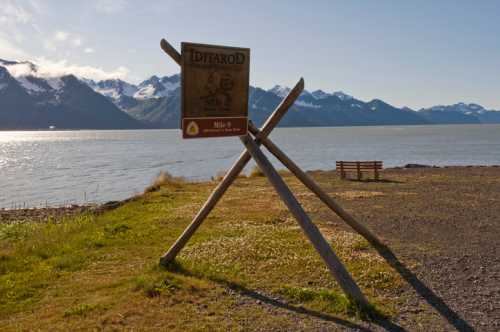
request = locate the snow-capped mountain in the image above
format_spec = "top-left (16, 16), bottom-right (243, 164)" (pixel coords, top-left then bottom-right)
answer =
top-left (268, 85), bottom-right (353, 102)
top-left (86, 79), bottom-right (138, 100)
top-left (267, 85), bottom-right (291, 98)
top-left (85, 74), bottom-right (180, 109)
top-left (0, 58), bottom-right (64, 100)
top-left (81, 72), bottom-right (500, 129)
top-left (422, 102), bottom-right (487, 115)
top-left (417, 102), bottom-right (500, 124)
top-left (311, 89), bottom-right (330, 99)
top-left (1, 58), bottom-right (499, 130)
top-left (0, 59), bottom-right (144, 129)
top-left (333, 91), bottom-right (353, 101)
top-left (135, 74), bottom-right (180, 100)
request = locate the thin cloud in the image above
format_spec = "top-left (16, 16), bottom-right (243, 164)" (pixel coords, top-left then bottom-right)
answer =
top-left (93, 0), bottom-right (127, 14)
top-left (84, 47), bottom-right (95, 54)
top-left (0, 1), bottom-right (33, 25)
top-left (54, 30), bottom-right (69, 41)
top-left (72, 38), bottom-right (82, 47)
top-left (0, 0), bottom-right (39, 55)
top-left (4, 58), bottom-right (130, 81)
top-left (0, 37), bottom-right (28, 59)
top-left (47, 31), bottom-right (84, 51)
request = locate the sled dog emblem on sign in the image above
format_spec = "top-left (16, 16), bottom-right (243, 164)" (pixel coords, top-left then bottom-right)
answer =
top-left (181, 42), bottom-right (250, 138)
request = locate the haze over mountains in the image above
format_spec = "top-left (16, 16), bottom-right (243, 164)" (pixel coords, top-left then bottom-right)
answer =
top-left (1, 59), bottom-right (499, 130)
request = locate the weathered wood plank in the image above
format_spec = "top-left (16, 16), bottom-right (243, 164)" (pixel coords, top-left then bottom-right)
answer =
top-left (160, 38), bottom-right (182, 66)
top-left (336, 161), bottom-right (382, 165)
top-left (337, 167), bottom-right (383, 170)
top-left (240, 134), bottom-right (370, 308)
top-left (336, 161), bottom-right (383, 180)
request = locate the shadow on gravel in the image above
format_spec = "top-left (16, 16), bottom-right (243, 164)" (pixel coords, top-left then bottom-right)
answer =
top-left (375, 245), bottom-right (474, 332)
top-left (166, 262), bottom-right (406, 331)
top-left (225, 284), bottom-right (407, 332)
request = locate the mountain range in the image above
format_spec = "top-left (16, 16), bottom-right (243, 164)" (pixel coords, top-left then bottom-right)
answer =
top-left (1, 58), bottom-right (499, 130)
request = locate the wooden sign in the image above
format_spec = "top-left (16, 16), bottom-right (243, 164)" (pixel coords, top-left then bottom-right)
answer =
top-left (181, 42), bottom-right (250, 138)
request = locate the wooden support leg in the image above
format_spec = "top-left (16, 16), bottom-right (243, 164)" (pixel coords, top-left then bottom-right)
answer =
top-left (248, 122), bottom-right (384, 248)
top-left (240, 134), bottom-right (370, 308)
top-left (159, 79), bottom-right (304, 266)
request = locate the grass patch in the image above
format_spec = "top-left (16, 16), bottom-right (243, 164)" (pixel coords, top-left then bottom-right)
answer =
top-left (211, 170), bottom-right (226, 182)
top-left (133, 273), bottom-right (182, 297)
top-left (50, 254), bottom-right (86, 271)
top-left (63, 303), bottom-right (100, 317)
top-left (0, 170), bottom-right (410, 330)
top-left (248, 165), bottom-right (265, 177)
top-left (279, 286), bottom-right (384, 320)
top-left (351, 238), bottom-right (370, 251)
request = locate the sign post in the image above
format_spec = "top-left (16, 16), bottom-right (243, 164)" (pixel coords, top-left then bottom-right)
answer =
top-left (181, 42), bottom-right (249, 138)
top-left (159, 38), bottom-right (385, 310)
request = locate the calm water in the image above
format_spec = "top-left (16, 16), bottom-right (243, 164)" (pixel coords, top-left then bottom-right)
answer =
top-left (1, 124), bottom-right (499, 208)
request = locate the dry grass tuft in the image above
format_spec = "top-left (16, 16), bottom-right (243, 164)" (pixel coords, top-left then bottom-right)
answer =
top-left (248, 165), bottom-right (265, 178)
top-left (211, 170), bottom-right (227, 182)
top-left (144, 171), bottom-right (186, 193)
top-left (335, 191), bottom-right (385, 200)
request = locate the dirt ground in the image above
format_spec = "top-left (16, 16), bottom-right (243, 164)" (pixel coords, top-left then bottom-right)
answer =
top-left (305, 166), bottom-right (500, 331)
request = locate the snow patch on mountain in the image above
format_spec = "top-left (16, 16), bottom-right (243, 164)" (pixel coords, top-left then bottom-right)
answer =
top-left (422, 102), bottom-right (489, 114)
top-left (333, 91), bottom-right (352, 100)
top-left (16, 76), bottom-right (45, 94)
top-left (91, 79), bottom-right (138, 100)
top-left (45, 77), bottom-right (63, 90)
top-left (134, 85), bottom-right (157, 99)
top-left (311, 89), bottom-right (329, 99)
top-left (133, 75), bottom-right (180, 100)
top-left (268, 85), bottom-right (291, 98)
top-left (1, 60), bottom-right (66, 95)
top-left (2, 61), bottom-right (37, 78)
top-left (295, 100), bottom-right (321, 108)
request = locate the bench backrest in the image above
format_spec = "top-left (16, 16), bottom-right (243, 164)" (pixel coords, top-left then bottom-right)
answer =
top-left (336, 161), bottom-right (383, 170)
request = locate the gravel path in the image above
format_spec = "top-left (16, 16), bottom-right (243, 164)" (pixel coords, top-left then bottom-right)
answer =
top-left (310, 167), bottom-right (500, 331)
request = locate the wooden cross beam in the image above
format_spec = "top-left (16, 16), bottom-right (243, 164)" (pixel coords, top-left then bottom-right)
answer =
top-left (240, 134), bottom-right (369, 307)
top-left (158, 38), bottom-right (379, 308)
top-left (247, 121), bottom-right (384, 248)
top-left (158, 71), bottom-right (304, 265)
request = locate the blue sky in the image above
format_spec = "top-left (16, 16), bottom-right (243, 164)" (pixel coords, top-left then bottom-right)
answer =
top-left (1, 0), bottom-right (499, 109)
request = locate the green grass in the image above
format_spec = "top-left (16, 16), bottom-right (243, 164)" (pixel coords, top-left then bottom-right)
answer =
top-left (0, 174), bottom-right (403, 330)
top-left (279, 286), bottom-right (382, 320)
top-left (133, 271), bottom-right (182, 297)
top-left (63, 303), bottom-right (101, 317)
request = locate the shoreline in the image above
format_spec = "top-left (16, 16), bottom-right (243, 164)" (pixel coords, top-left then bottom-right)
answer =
top-left (1, 164), bottom-right (499, 217)
top-left (1, 122), bottom-right (500, 132)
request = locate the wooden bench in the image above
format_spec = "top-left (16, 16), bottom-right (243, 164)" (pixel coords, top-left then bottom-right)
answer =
top-left (336, 161), bottom-right (383, 180)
